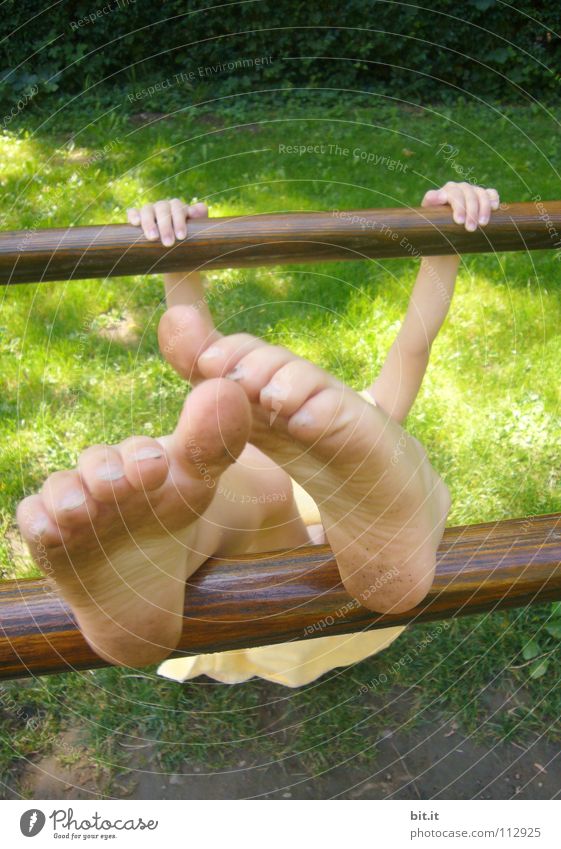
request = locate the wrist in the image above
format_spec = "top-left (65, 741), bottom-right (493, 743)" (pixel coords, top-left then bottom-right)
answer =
top-left (421, 254), bottom-right (460, 271)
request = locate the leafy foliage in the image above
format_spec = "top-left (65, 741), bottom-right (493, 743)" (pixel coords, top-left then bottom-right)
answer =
top-left (0, 1), bottom-right (560, 114)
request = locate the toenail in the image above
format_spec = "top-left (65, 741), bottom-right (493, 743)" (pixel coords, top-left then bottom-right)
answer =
top-left (129, 447), bottom-right (164, 462)
top-left (290, 409), bottom-right (314, 427)
top-left (30, 517), bottom-right (49, 536)
top-left (226, 364), bottom-right (246, 381)
top-left (198, 346), bottom-right (223, 361)
top-left (96, 463), bottom-right (125, 481)
top-left (60, 490), bottom-right (87, 511)
top-left (261, 381), bottom-right (288, 401)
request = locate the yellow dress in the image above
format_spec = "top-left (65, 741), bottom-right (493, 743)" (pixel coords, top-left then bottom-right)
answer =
top-left (157, 390), bottom-right (406, 687)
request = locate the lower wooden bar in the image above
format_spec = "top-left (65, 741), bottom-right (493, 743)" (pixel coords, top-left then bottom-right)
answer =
top-left (0, 513), bottom-right (560, 680)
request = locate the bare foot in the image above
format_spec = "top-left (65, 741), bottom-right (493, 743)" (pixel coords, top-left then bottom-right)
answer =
top-left (16, 379), bottom-right (251, 666)
top-left (161, 306), bottom-right (451, 613)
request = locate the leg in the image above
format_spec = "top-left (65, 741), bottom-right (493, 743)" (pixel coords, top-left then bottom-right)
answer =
top-left (161, 305), bottom-right (451, 614)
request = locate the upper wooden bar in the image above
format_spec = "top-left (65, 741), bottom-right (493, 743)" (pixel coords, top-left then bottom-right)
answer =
top-left (1, 202), bottom-right (560, 285)
top-left (1, 513), bottom-right (560, 680)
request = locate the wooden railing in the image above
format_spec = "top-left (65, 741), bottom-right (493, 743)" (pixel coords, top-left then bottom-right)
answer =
top-left (1, 202), bottom-right (560, 286)
top-left (1, 514), bottom-right (560, 679)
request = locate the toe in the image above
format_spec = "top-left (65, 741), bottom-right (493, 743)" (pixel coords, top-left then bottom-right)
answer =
top-left (259, 359), bottom-right (334, 419)
top-left (158, 304), bottom-right (220, 382)
top-left (118, 437), bottom-right (169, 492)
top-left (170, 378), bottom-right (251, 480)
top-left (41, 471), bottom-right (98, 529)
top-left (16, 494), bottom-right (67, 550)
top-left (197, 333), bottom-right (266, 380)
top-left (287, 386), bottom-right (379, 463)
top-left (220, 344), bottom-right (295, 402)
top-left (78, 445), bottom-right (133, 503)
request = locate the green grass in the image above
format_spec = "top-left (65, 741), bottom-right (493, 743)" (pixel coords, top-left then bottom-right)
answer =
top-left (1, 97), bottom-right (560, 793)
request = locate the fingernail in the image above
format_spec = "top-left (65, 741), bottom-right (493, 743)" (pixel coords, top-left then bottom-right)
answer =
top-left (177, 230), bottom-right (186, 239)
top-left (456, 214), bottom-right (465, 224)
top-left (466, 220), bottom-right (476, 232)
top-left (199, 346), bottom-right (223, 360)
top-left (129, 447), bottom-right (164, 462)
top-left (291, 409), bottom-right (314, 427)
top-left (479, 215), bottom-right (488, 225)
top-left (60, 490), bottom-right (87, 511)
top-left (97, 464), bottom-right (125, 481)
top-left (226, 364), bottom-right (246, 381)
top-left (149, 229), bottom-right (158, 239)
top-left (162, 237), bottom-right (174, 247)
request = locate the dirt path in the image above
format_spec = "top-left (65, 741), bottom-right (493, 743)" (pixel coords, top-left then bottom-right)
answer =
top-left (13, 715), bottom-right (560, 800)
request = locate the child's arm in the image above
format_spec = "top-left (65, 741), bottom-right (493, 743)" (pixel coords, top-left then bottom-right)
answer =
top-left (369, 182), bottom-right (500, 424)
top-left (126, 199), bottom-right (213, 320)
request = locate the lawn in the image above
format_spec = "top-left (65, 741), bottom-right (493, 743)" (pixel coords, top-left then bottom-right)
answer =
top-left (0, 96), bottom-right (560, 795)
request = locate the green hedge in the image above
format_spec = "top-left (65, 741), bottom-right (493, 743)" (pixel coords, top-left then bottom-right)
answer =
top-left (1, 0), bottom-right (559, 111)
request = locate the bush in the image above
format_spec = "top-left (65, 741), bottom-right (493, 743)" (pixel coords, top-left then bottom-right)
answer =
top-left (0, 0), bottom-right (559, 112)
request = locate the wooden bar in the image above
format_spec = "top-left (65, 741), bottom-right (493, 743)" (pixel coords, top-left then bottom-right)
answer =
top-left (0, 513), bottom-right (560, 680)
top-left (1, 202), bottom-right (560, 286)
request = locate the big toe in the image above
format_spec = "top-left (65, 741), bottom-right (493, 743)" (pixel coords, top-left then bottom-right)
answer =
top-left (168, 377), bottom-right (251, 482)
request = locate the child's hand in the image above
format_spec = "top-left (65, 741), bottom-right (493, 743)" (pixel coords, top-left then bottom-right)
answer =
top-left (421, 182), bottom-right (500, 232)
top-left (126, 199), bottom-right (208, 246)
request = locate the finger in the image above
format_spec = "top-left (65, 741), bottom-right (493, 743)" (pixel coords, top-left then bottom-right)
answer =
top-left (140, 205), bottom-right (159, 241)
top-left (187, 202), bottom-right (208, 219)
top-left (170, 198), bottom-right (188, 239)
top-left (154, 200), bottom-right (175, 246)
top-left (475, 187), bottom-right (491, 226)
top-left (127, 208), bottom-right (141, 226)
top-left (421, 189), bottom-right (447, 208)
top-left (441, 183), bottom-right (466, 225)
top-left (460, 183), bottom-right (480, 231)
top-left (486, 187), bottom-right (500, 210)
